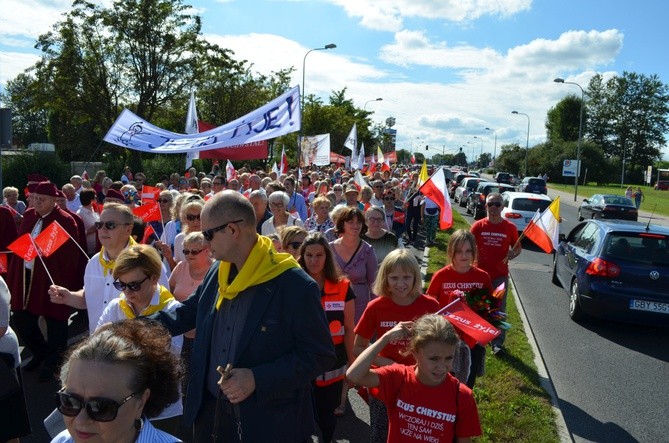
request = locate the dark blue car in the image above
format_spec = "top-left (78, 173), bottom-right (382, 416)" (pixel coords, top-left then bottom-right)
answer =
top-left (552, 220), bottom-right (669, 325)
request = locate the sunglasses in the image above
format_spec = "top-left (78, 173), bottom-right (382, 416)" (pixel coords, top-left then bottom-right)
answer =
top-left (94, 221), bottom-right (131, 230)
top-left (113, 275), bottom-right (149, 292)
top-left (182, 248), bottom-right (205, 256)
top-left (56, 388), bottom-right (138, 422)
top-left (157, 199), bottom-right (172, 204)
top-left (287, 241), bottom-right (303, 250)
top-left (202, 219), bottom-right (243, 242)
top-left (487, 202), bottom-right (502, 208)
top-left (186, 214), bottom-right (201, 221)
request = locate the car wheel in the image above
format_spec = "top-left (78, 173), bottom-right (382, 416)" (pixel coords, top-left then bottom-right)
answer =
top-left (459, 197), bottom-right (466, 207)
top-left (577, 210), bottom-right (583, 221)
top-left (551, 253), bottom-right (561, 286)
top-left (465, 202), bottom-right (472, 214)
top-left (569, 279), bottom-right (587, 322)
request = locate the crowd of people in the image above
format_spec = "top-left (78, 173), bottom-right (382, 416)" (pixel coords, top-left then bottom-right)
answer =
top-left (0, 161), bottom-right (523, 443)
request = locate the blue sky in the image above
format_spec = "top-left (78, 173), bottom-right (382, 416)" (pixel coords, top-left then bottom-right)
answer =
top-left (1, 0), bottom-right (668, 159)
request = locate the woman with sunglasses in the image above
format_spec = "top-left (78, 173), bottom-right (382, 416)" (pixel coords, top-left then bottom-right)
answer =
top-left (52, 319), bottom-right (183, 443)
top-left (297, 233), bottom-right (355, 443)
top-left (362, 206), bottom-right (401, 266)
top-left (169, 231), bottom-right (213, 389)
top-left (97, 244), bottom-right (183, 431)
top-left (171, 198), bottom-right (204, 269)
top-left (279, 226), bottom-right (308, 260)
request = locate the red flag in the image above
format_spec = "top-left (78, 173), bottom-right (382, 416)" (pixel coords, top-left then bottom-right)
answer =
top-left (8, 234), bottom-right (38, 262)
top-left (142, 223), bottom-right (157, 244)
top-left (82, 170), bottom-right (90, 180)
top-left (34, 221), bottom-right (71, 257)
top-left (439, 299), bottom-right (500, 347)
top-left (410, 153), bottom-right (416, 165)
top-left (419, 167), bottom-right (453, 229)
top-left (0, 253), bottom-right (7, 273)
top-left (141, 185), bottom-right (161, 203)
top-left (280, 147), bottom-right (289, 176)
top-left (133, 202), bottom-right (162, 222)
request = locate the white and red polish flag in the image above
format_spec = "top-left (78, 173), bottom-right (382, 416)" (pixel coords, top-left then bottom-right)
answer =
top-left (419, 167), bottom-right (453, 229)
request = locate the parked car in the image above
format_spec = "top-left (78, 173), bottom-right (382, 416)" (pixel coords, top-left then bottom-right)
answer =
top-left (552, 219), bottom-right (669, 325)
top-left (449, 173), bottom-right (473, 198)
top-left (494, 172), bottom-right (512, 184)
top-left (454, 177), bottom-right (487, 207)
top-left (519, 176), bottom-right (547, 194)
top-left (654, 180), bottom-right (669, 190)
top-left (501, 192), bottom-right (553, 233)
top-left (466, 182), bottom-right (516, 219)
top-left (578, 194), bottom-right (638, 222)
top-left (509, 174), bottom-right (521, 186)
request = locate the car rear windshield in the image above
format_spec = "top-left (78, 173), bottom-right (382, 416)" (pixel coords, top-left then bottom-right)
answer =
top-left (605, 233), bottom-right (669, 265)
top-left (603, 196), bottom-right (634, 206)
top-left (511, 198), bottom-right (551, 212)
top-left (528, 178), bottom-right (545, 185)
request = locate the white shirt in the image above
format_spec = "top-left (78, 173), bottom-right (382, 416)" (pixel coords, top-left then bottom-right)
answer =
top-left (76, 206), bottom-right (99, 254)
top-left (261, 214), bottom-right (304, 236)
top-left (66, 194), bottom-right (82, 213)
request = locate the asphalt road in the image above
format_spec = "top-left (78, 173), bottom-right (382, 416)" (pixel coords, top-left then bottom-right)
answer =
top-left (453, 183), bottom-right (669, 443)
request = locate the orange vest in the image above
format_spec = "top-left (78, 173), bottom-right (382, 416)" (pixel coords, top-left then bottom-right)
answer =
top-left (316, 278), bottom-right (349, 386)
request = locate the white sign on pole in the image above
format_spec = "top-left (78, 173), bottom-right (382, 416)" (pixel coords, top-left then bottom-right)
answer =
top-left (562, 159), bottom-right (581, 177)
top-left (646, 166), bottom-right (653, 184)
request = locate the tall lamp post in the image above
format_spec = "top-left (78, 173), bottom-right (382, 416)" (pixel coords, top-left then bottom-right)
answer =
top-left (485, 127), bottom-right (497, 168)
top-left (554, 78), bottom-right (584, 201)
top-left (512, 111), bottom-right (530, 177)
top-left (364, 97), bottom-right (383, 111)
top-left (299, 43), bottom-right (336, 163)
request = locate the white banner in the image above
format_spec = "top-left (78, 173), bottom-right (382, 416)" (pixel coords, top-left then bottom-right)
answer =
top-left (103, 86), bottom-right (301, 154)
top-left (562, 159), bottom-right (581, 177)
top-left (300, 134), bottom-right (331, 166)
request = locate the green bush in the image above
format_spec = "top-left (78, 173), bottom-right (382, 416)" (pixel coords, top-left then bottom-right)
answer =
top-left (2, 152), bottom-right (70, 196)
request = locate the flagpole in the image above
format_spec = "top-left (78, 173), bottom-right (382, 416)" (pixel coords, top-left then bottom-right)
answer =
top-left (434, 297), bottom-right (461, 315)
top-left (29, 236), bottom-right (55, 286)
top-left (56, 221), bottom-right (90, 259)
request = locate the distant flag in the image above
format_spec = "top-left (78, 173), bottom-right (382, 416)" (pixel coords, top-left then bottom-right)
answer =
top-left (436, 299), bottom-right (501, 347)
top-left (34, 221), bottom-right (70, 257)
top-left (8, 234), bottom-right (38, 262)
top-left (376, 146), bottom-right (384, 164)
top-left (82, 170), bottom-right (90, 180)
top-left (368, 152), bottom-right (377, 175)
top-left (271, 162), bottom-right (279, 176)
top-left (0, 253), bottom-right (8, 273)
top-left (418, 160), bottom-right (429, 186)
top-left (226, 160), bottom-right (237, 182)
top-left (133, 201), bottom-right (162, 223)
top-left (354, 170), bottom-right (367, 190)
top-left (356, 143), bottom-right (365, 170)
top-left (419, 167), bottom-right (453, 229)
top-left (410, 153), bottom-right (416, 165)
top-left (280, 146), bottom-right (289, 176)
top-left (382, 155), bottom-right (391, 172)
top-left (344, 123), bottom-right (357, 154)
top-left (141, 185), bottom-right (161, 203)
top-left (522, 197), bottom-right (561, 253)
top-left (185, 91), bottom-right (199, 170)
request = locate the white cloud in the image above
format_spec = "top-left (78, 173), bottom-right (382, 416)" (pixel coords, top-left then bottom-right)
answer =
top-left (0, 0), bottom-right (71, 41)
top-left (0, 51), bottom-right (40, 85)
top-left (328, 0), bottom-right (532, 31)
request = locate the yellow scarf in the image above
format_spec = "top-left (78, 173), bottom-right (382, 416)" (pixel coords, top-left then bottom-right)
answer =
top-left (119, 284), bottom-right (174, 319)
top-left (99, 237), bottom-right (137, 276)
top-left (216, 235), bottom-right (299, 310)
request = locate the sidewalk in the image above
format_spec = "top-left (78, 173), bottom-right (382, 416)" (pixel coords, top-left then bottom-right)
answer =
top-left (547, 186), bottom-right (669, 228)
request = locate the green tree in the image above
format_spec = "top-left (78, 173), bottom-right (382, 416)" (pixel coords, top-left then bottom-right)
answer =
top-left (546, 95), bottom-right (586, 143)
top-left (0, 73), bottom-right (49, 146)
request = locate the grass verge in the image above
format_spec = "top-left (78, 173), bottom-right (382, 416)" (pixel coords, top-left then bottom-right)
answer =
top-left (548, 182), bottom-right (669, 217)
top-left (426, 211), bottom-right (560, 443)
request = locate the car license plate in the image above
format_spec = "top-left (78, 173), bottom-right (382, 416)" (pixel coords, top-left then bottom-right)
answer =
top-left (629, 299), bottom-right (669, 314)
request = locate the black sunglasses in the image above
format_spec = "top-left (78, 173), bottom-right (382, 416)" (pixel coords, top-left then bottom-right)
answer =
top-left (94, 221), bottom-right (131, 230)
top-left (113, 275), bottom-right (149, 292)
top-left (202, 219), bottom-right (243, 242)
top-left (487, 202), bottom-right (502, 208)
top-left (287, 241), bottom-right (303, 250)
top-left (182, 248), bottom-right (204, 256)
top-left (56, 388), bottom-right (138, 422)
top-left (186, 214), bottom-right (201, 221)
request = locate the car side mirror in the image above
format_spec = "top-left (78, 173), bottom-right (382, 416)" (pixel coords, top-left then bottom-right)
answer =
top-left (583, 199), bottom-right (589, 203)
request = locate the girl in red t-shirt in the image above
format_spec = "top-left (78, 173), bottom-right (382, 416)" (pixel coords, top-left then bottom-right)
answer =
top-left (354, 249), bottom-right (439, 443)
top-left (426, 229), bottom-right (492, 388)
top-left (348, 313), bottom-right (482, 443)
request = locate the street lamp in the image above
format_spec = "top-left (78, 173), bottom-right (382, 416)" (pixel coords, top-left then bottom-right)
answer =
top-left (485, 127), bottom-right (497, 167)
top-left (512, 111), bottom-right (530, 177)
top-left (554, 78), bottom-right (585, 202)
top-left (299, 43), bottom-right (337, 163)
top-left (473, 136), bottom-right (483, 168)
top-left (364, 97), bottom-right (383, 111)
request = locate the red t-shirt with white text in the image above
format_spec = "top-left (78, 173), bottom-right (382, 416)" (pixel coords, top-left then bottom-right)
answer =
top-left (355, 295), bottom-right (439, 365)
top-left (470, 218), bottom-right (519, 280)
top-left (373, 364), bottom-right (482, 442)
top-left (426, 265), bottom-right (492, 308)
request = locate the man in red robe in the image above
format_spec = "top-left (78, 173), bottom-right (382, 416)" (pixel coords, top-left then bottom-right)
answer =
top-left (7, 182), bottom-right (84, 381)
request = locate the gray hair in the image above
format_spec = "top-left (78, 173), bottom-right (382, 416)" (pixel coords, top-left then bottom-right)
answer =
top-left (268, 191), bottom-right (289, 207)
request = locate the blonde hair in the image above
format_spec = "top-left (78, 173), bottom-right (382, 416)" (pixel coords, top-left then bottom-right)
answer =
top-left (446, 229), bottom-right (477, 265)
top-left (373, 249), bottom-right (422, 299)
top-left (112, 244), bottom-right (163, 280)
top-left (409, 314), bottom-right (460, 352)
top-left (279, 226), bottom-right (308, 249)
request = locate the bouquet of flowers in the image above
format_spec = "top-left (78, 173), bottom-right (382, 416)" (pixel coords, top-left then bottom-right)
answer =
top-left (450, 283), bottom-right (511, 330)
